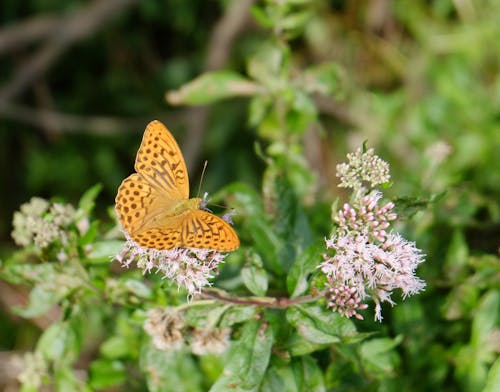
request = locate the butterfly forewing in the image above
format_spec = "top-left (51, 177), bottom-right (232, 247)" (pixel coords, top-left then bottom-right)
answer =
top-left (135, 120), bottom-right (189, 200)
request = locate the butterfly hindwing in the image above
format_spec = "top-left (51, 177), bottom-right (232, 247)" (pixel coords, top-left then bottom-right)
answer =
top-left (115, 173), bottom-right (170, 235)
top-left (180, 210), bottom-right (240, 251)
top-left (132, 227), bottom-right (183, 250)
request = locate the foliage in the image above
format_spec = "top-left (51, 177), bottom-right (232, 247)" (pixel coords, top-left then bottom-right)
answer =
top-left (1, 1), bottom-right (499, 391)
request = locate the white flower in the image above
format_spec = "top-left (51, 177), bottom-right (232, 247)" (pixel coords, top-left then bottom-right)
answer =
top-left (116, 232), bottom-right (227, 295)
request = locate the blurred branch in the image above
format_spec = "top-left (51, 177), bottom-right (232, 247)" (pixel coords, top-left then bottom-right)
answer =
top-left (0, 15), bottom-right (62, 55)
top-left (0, 102), bottom-right (183, 135)
top-left (181, 0), bottom-right (256, 171)
top-left (0, 0), bottom-right (138, 106)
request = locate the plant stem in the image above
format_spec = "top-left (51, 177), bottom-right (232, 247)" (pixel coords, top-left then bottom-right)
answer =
top-left (200, 288), bottom-right (317, 309)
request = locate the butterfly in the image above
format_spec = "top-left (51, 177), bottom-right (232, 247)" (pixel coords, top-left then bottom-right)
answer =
top-left (115, 120), bottom-right (239, 251)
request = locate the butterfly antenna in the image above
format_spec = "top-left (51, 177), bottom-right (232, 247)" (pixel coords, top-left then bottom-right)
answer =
top-left (196, 160), bottom-right (208, 198)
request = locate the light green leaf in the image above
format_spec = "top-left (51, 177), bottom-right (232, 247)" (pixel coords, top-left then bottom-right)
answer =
top-left (100, 336), bottom-right (131, 359)
top-left (86, 240), bottom-right (124, 263)
top-left (77, 184), bottom-right (102, 216)
top-left (140, 342), bottom-right (203, 392)
top-left (219, 305), bottom-right (258, 327)
top-left (166, 71), bottom-right (260, 105)
top-left (37, 321), bottom-right (81, 363)
top-left (484, 356), bottom-right (500, 392)
top-left (360, 336), bottom-right (402, 375)
top-left (89, 359), bottom-right (126, 389)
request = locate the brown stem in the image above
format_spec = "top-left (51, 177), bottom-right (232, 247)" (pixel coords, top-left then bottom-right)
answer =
top-left (200, 289), bottom-right (317, 309)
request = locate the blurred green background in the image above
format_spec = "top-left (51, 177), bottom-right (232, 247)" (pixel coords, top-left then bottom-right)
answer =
top-left (1, 0), bottom-right (499, 390)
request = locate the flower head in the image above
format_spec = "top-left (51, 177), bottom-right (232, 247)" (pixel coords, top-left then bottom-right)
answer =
top-left (143, 307), bottom-right (185, 351)
top-left (321, 147), bottom-right (426, 321)
top-left (11, 197), bottom-right (76, 249)
top-left (16, 352), bottom-right (48, 389)
top-left (116, 232), bottom-right (227, 296)
top-left (190, 327), bottom-right (231, 355)
top-left (336, 147), bottom-right (390, 194)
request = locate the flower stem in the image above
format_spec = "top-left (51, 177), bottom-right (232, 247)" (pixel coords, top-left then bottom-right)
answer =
top-left (200, 288), bottom-right (317, 309)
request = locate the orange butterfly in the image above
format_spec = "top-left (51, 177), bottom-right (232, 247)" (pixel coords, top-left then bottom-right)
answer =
top-left (115, 120), bottom-right (239, 251)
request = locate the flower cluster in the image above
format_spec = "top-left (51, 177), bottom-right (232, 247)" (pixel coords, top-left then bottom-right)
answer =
top-left (11, 197), bottom-right (81, 251)
top-left (190, 327), bottom-right (231, 355)
top-left (320, 149), bottom-right (426, 321)
top-left (16, 352), bottom-right (48, 390)
top-left (336, 147), bottom-right (390, 196)
top-left (143, 307), bottom-right (185, 351)
top-left (143, 307), bottom-right (231, 355)
top-left (116, 233), bottom-right (227, 296)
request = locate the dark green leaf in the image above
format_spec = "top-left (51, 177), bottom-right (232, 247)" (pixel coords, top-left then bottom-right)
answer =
top-left (287, 241), bottom-right (324, 298)
top-left (261, 356), bottom-right (325, 392)
top-left (210, 320), bottom-right (274, 391)
top-left (140, 342), bottom-right (203, 392)
top-left (287, 304), bottom-right (358, 345)
top-left (241, 251), bottom-right (268, 296)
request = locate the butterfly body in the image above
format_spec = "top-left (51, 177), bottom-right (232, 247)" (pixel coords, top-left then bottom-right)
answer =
top-left (115, 121), bottom-right (239, 252)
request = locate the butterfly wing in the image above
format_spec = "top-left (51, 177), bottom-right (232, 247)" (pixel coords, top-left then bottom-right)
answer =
top-left (115, 173), bottom-right (168, 235)
top-left (180, 210), bottom-right (240, 251)
top-left (134, 120), bottom-right (189, 201)
top-left (115, 120), bottom-right (190, 236)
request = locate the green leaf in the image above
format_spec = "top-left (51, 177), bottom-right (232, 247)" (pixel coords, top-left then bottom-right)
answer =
top-left (77, 220), bottom-right (100, 247)
top-left (100, 336), bottom-right (132, 359)
top-left (86, 240), bottom-right (124, 263)
top-left (262, 164), bottom-right (314, 274)
top-left (247, 218), bottom-right (284, 275)
top-left (250, 5), bottom-right (273, 28)
top-left (184, 303), bottom-right (230, 328)
top-left (248, 95), bottom-right (272, 128)
top-left (77, 184), bottom-right (102, 216)
top-left (166, 71), bottom-right (260, 105)
top-left (286, 332), bottom-right (326, 356)
top-left (302, 62), bottom-right (341, 97)
top-left (89, 359), bottom-right (126, 389)
top-left (445, 229), bottom-right (469, 279)
top-left (54, 365), bottom-right (90, 392)
top-left (287, 241), bottom-right (324, 298)
top-left (247, 43), bottom-right (288, 86)
top-left (37, 321), bottom-right (81, 363)
top-left (261, 356), bottom-right (325, 392)
top-left (140, 342), bottom-right (203, 392)
top-left (484, 356), bottom-right (500, 392)
top-left (219, 305), bottom-right (259, 327)
top-left (13, 270), bottom-right (82, 318)
top-left (14, 285), bottom-right (61, 318)
top-left (359, 336), bottom-right (402, 376)
top-left (241, 251), bottom-right (268, 296)
top-left (287, 304), bottom-right (358, 345)
top-left (210, 320), bottom-right (274, 391)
